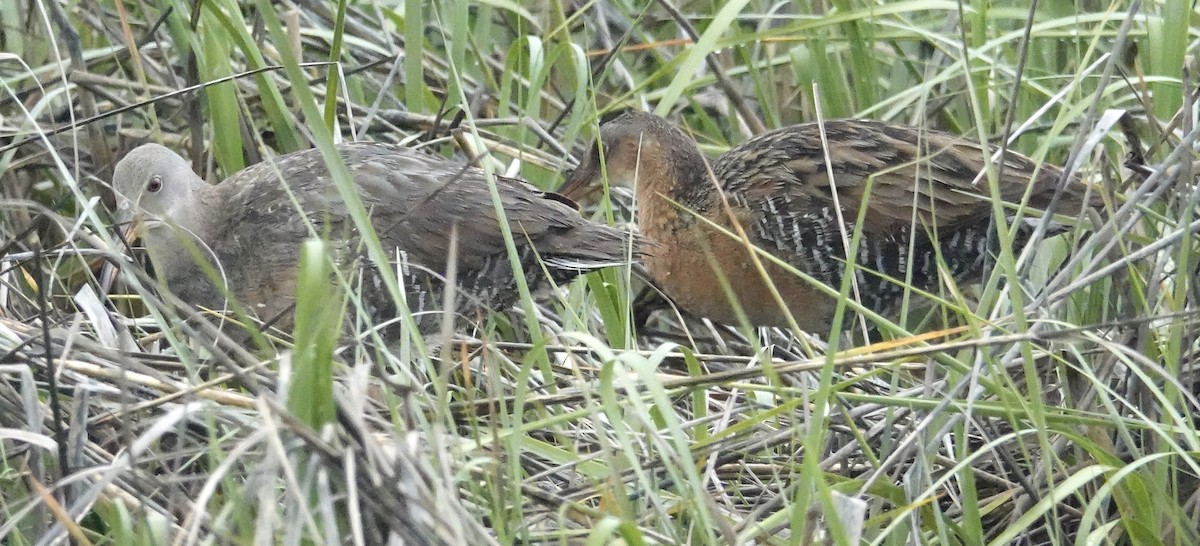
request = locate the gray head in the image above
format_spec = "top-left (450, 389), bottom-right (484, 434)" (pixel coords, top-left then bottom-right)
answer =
top-left (112, 143), bottom-right (212, 236)
top-left (111, 142), bottom-right (224, 281)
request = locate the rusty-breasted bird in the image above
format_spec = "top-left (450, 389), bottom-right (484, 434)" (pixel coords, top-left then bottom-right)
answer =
top-left (560, 111), bottom-right (1095, 334)
top-left (113, 142), bottom-right (639, 335)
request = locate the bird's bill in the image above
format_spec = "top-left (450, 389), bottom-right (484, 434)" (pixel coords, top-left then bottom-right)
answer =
top-left (558, 166), bottom-right (599, 201)
top-left (120, 221), bottom-right (141, 247)
top-left (97, 219), bottom-right (141, 295)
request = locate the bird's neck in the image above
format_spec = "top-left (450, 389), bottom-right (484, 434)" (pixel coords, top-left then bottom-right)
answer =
top-left (144, 183), bottom-right (222, 284)
top-left (635, 139), bottom-right (712, 227)
top-left (175, 183), bottom-right (222, 244)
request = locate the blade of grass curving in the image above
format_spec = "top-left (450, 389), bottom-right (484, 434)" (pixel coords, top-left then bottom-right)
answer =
top-left (622, 346), bottom-right (721, 541)
top-left (1144, 0), bottom-right (1187, 118)
top-left (585, 268), bottom-right (630, 349)
top-left (322, 0), bottom-right (349, 129)
top-left (495, 38), bottom-right (532, 120)
top-left (404, 0), bottom-right (427, 111)
top-left (829, 0), bottom-right (877, 110)
top-left (198, 9), bottom-right (245, 173)
top-left (519, 36), bottom-right (547, 145)
top-left (441, 0), bottom-right (469, 112)
top-left (251, 0), bottom-right (428, 355)
top-left (435, 12), bottom-right (571, 539)
top-left (474, 0), bottom-right (538, 27)
top-left (554, 41), bottom-right (592, 161)
top-left (287, 240), bottom-right (341, 428)
top-left (202, 0), bottom-right (302, 151)
top-left (654, 0), bottom-right (750, 116)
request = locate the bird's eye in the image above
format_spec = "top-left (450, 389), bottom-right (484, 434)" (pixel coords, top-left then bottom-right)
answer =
top-left (147, 175), bottom-right (163, 193)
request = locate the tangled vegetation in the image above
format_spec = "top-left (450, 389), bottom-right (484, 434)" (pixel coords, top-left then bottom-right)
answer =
top-left (1, 0), bottom-right (1198, 544)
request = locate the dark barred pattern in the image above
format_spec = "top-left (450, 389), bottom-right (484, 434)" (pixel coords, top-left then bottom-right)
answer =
top-left (713, 119), bottom-right (1084, 317)
top-left (715, 119), bottom-right (1067, 206)
top-left (741, 191), bottom-right (997, 315)
top-left (563, 111), bottom-right (1095, 332)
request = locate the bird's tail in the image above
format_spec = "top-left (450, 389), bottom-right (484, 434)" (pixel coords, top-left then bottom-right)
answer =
top-left (542, 226), bottom-right (645, 273)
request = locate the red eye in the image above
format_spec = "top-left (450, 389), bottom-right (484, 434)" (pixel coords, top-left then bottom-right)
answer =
top-left (148, 175), bottom-right (163, 193)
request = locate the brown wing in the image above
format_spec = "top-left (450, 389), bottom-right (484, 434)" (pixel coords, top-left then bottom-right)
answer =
top-left (217, 142), bottom-right (633, 273)
top-left (716, 119), bottom-right (1068, 235)
top-left (341, 144), bottom-right (627, 271)
top-left (711, 119), bottom-right (1078, 303)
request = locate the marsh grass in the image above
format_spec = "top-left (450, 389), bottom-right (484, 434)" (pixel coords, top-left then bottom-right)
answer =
top-left (2, 0), bottom-right (1199, 544)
